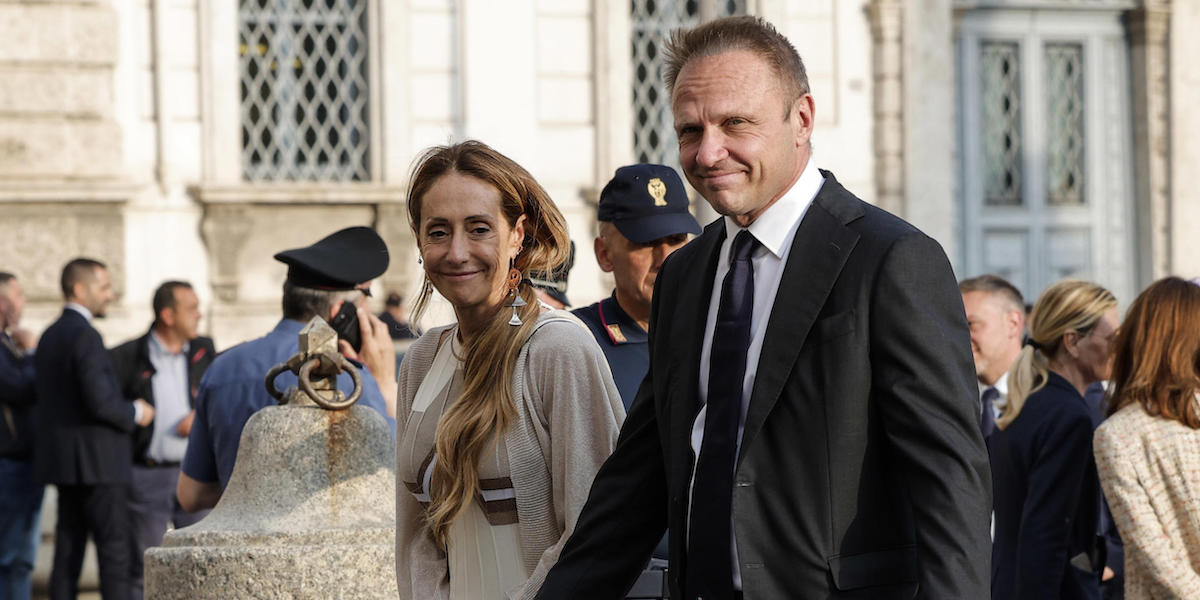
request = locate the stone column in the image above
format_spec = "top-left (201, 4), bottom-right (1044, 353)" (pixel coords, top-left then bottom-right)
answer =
top-left (1169, 0), bottom-right (1200, 276)
top-left (1128, 0), bottom-right (1172, 281)
top-left (867, 0), bottom-right (905, 218)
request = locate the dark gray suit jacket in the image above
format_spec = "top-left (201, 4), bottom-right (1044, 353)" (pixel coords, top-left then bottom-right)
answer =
top-left (538, 171), bottom-right (992, 599)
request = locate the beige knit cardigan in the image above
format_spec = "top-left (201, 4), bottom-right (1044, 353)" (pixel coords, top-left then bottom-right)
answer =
top-left (394, 310), bottom-right (626, 600)
top-left (1094, 400), bottom-right (1200, 600)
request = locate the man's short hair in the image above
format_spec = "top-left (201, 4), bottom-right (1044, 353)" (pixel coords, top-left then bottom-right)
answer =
top-left (385, 292), bottom-right (403, 308)
top-left (152, 281), bottom-right (193, 324)
top-left (281, 280), bottom-right (362, 322)
top-left (60, 258), bottom-right (106, 299)
top-left (959, 274), bottom-right (1025, 313)
top-left (0, 272), bottom-right (15, 290)
top-left (664, 15), bottom-right (810, 113)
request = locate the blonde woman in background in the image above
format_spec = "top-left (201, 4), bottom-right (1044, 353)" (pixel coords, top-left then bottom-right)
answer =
top-left (394, 140), bottom-right (625, 599)
top-left (989, 280), bottom-right (1119, 600)
top-left (1094, 277), bottom-right (1200, 599)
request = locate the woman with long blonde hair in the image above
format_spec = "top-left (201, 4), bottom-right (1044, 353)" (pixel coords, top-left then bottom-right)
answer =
top-left (1094, 277), bottom-right (1200, 599)
top-left (393, 140), bottom-right (624, 599)
top-left (990, 279), bottom-right (1119, 600)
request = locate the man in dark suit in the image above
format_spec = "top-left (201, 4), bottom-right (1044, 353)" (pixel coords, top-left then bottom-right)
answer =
top-left (0, 272), bottom-right (42, 600)
top-left (110, 280), bottom-right (214, 600)
top-left (34, 258), bottom-right (155, 600)
top-left (538, 16), bottom-right (991, 600)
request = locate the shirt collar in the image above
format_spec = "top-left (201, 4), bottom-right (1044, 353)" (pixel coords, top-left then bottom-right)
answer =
top-left (600, 293), bottom-right (648, 345)
top-left (721, 156), bottom-right (824, 258)
top-left (65, 302), bottom-right (93, 322)
top-left (149, 329), bottom-right (188, 357)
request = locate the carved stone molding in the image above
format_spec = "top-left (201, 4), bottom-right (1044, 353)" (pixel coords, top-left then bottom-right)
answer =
top-left (868, 0), bottom-right (905, 216)
top-left (191, 184), bottom-right (410, 305)
top-left (1127, 2), bottom-right (1172, 279)
top-left (0, 186), bottom-right (132, 302)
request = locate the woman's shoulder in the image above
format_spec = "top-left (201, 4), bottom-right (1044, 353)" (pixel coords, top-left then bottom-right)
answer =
top-left (1018, 381), bottom-right (1092, 428)
top-left (525, 309), bottom-right (597, 351)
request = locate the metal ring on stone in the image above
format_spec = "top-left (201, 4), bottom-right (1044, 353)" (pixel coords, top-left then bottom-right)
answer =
top-left (298, 356), bottom-right (363, 410)
top-left (264, 362), bottom-right (291, 402)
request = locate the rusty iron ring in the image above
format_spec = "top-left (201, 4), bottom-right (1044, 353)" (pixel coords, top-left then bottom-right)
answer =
top-left (298, 354), bottom-right (362, 410)
top-left (264, 362), bottom-right (293, 403)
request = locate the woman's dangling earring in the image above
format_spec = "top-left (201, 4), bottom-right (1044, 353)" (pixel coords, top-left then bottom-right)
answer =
top-left (506, 259), bottom-right (525, 327)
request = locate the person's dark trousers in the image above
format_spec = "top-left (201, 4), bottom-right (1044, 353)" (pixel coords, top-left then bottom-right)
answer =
top-left (50, 484), bottom-right (132, 600)
top-left (0, 458), bottom-right (44, 600)
top-left (127, 465), bottom-right (208, 600)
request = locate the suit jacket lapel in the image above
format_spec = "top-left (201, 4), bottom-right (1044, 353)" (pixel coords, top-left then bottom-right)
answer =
top-left (667, 220), bottom-right (725, 470)
top-left (738, 175), bottom-right (862, 464)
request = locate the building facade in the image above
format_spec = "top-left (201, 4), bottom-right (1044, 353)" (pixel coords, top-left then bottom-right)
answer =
top-left (1, 0), bottom-right (1196, 350)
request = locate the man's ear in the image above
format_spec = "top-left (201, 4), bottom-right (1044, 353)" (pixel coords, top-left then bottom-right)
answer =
top-left (594, 236), bottom-right (615, 273)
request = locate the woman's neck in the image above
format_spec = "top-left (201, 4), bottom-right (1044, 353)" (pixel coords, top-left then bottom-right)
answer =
top-left (1046, 354), bottom-right (1090, 397)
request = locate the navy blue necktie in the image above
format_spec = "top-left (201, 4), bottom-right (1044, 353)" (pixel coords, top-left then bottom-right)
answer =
top-left (980, 387), bottom-right (998, 438)
top-left (688, 230), bottom-right (757, 599)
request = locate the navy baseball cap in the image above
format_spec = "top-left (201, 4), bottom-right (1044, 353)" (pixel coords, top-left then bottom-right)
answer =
top-left (274, 226), bottom-right (390, 291)
top-left (598, 164), bottom-right (701, 244)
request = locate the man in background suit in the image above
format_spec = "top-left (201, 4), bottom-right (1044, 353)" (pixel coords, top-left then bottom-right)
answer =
top-left (110, 280), bottom-right (214, 600)
top-left (538, 16), bottom-right (991, 599)
top-left (959, 274), bottom-right (1026, 439)
top-left (35, 258), bottom-right (155, 599)
top-left (0, 272), bottom-right (41, 600)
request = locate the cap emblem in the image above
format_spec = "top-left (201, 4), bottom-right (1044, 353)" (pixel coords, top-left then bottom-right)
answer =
top-left (606, 324), bottom-right (627, 343)
top-left (647, 177), bottom-right (668, 206)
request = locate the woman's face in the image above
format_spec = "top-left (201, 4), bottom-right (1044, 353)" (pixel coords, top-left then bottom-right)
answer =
top-left (418, 172), bottom-right (525, 319)
top-left (1074, 307), bottom-right (1120, 384)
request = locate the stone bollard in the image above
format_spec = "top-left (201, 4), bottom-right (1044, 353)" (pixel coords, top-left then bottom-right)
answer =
top-left (144, 318), bottom-right (398, 599)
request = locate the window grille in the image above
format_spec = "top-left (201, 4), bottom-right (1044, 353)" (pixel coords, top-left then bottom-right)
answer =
top-left (631, 0), bottom-right (745, 166)
top-left (239, 0), bottom-right (370, 182)
top-left (1044, 43), bottom-right (1085, 205)
top-left (980, 41), bottom-right (1022, 206)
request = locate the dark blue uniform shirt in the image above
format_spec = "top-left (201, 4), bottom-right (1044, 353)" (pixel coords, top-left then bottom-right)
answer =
top-left (182, 319), bottom-right (395, 488)
top-left (572, 293), bottom-right (647, 412)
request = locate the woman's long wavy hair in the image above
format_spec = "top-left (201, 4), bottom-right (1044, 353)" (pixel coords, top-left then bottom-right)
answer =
top-left (997, 280), bottom-right (1117, 430)
top-left (406, 140), bottom-right (570, 547)
top-left (1106, 277), bottom-right (1200, 427)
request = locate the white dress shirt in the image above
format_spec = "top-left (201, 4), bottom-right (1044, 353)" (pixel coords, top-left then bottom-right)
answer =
top-left (65, 302), bottom-right (93, 322)
top-left (689, 157), bottom-right (825, 589)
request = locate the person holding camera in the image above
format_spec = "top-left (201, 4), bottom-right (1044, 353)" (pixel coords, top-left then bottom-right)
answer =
top-left (177, 226), bottom-right (396, 512)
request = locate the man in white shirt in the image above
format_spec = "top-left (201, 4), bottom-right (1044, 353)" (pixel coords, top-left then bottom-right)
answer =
top-left (539, 15), bottom-right (991, 600)
top-left (959, 274), bottom-right (1026, 438)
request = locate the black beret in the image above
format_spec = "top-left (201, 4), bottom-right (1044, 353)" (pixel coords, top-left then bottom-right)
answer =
top-left (273, 226), bottom-right (389, 290)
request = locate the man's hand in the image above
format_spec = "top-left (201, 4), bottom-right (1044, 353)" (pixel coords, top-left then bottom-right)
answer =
top-left (11, 328), bottom-right (36, 351)
top-left (134, 398), bottom-right (155, 427)
top-left (338, 306), bottom-right (397, 417)
top-left (176, 410), bottom-right (195, 437)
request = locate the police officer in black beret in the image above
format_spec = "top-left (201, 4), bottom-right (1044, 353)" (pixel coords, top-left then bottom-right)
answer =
top-left (177, 226), bottom-right (397, 512)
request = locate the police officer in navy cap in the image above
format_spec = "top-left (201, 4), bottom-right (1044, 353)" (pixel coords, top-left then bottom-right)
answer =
top-left (572, 164), bottom-right (700, 580)
top-left (177, 226), bottom-right (397, 512)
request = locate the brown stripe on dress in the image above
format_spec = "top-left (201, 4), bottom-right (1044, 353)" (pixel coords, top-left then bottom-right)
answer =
top-left (479, 477), bottom-right (513, 491)
top-left (478, 496), bottom-right (519, 526)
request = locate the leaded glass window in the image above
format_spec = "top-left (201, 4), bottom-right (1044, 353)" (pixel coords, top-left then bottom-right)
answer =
top-left (1045, 43), bottom-right (1084, 205)
top-left (239, 0), bottom-right (370, 182)
top-left (980, 41), bottom-right (1022, 206)
top-left (631, 0), bottom-right (745, 165)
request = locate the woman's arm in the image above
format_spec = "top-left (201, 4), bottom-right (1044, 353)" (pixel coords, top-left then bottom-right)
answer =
top-left (514, 319), bottom-right (626, 598)
top-left (1095, 419), bottom-right (1200, 596)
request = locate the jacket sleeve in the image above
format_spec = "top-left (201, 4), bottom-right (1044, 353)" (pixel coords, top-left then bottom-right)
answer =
top-left (1013, 407), bottom-right (1094, 598)
top-left (869, 231), bottom-right (993, 598)
top-left (0, 350), bottom-right (36, 407)
top-left (74, 327), bottom-right (135, 432)
top-left (1094, 419), bottom-right (1200, 596)
top-left (512, 321), bottom-right (626, 599)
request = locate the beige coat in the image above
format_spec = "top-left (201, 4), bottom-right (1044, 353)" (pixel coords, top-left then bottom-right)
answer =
top-left (394, 311), bottom-right (625, 600)
top-left (1094, 400), bottom-right (1200, 599)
